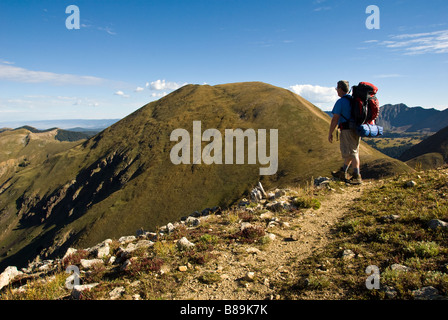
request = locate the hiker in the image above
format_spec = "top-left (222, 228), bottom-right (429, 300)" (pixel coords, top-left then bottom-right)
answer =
top-left (328, 80), bottom-right (362, 184)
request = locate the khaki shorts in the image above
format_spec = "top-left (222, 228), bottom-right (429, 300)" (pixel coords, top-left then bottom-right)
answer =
top-left (340, 129), bottom-right (360, 159)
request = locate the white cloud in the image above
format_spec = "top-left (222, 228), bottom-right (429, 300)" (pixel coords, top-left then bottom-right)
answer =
top-left (97, 26), bottom-right (116, 35)
top-left (151, 92), bottom-right (167, 98)
top-left (289, 84), bottom-right (338, 109)
top-left (149, 79), bottom-right (186, 91)
top-left (0, 59), bottom-right (14, 65)
top-left (114, 90), bottom-right (130, 98)
top-left (134, 86), bottom-right (144, 92)
top-left (0, 95), bottom-right (101, 117)
top-left (378, 29), bottom-right (448, 55)
top-left (373, 74), bottom-right (403, 79)
top-left (0, 64), bottom-right (107, 85)
top-left (314, 6), bottom-right (331, 12)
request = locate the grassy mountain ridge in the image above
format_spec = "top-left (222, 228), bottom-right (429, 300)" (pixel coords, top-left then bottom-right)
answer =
top-left (0, 127), bottom-right (85, 186)
top-left (400, 127), bottom-right (448, 163)
top-left (0, 82), bottom-right (411, 271)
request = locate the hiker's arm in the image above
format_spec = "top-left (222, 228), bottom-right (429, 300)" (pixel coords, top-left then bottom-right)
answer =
top-left (328, 114), bottom-right (340, 143)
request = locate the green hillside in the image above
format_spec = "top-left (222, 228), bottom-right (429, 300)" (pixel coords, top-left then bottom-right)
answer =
top-left (400, 125), bottom-right (448, 167)
top-left (0, 128), bottom-right (84, 186)
top-left (0, 82), bottom-right (412, 271)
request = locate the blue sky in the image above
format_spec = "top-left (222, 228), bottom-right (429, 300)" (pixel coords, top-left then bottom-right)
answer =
top-left (0, 0), bottom-right (447, 124)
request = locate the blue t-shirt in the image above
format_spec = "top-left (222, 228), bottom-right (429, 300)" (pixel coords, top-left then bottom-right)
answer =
top-left (332, 94), bottom-right (352, 125)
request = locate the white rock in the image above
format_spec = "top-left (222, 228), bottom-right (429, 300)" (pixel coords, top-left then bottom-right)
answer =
top-left (186, 216), bottom-right (200, 227)
top-left (0, 266), bottom-right (23, 291)
top-left (260, 211), bottom-right (274, 221)
top-left (240, 222), bottom-right (253, 231)
top-left (38, 260), bottom-right (54, 272)
top-left (166, 223), bottom-right (175, 233)
top-left (118, 235), bottom-right (136, 244)
top-left (62, 248), bottom-right (78, 260)
top-left (281, 221), bottom-right (291, 228)
top-left (96, 245), bottom-right (110, 259)
top-left (80, 259), bottom-right (103, 269)
top-left (117, 243), bottom-right (137, 259)
top-left (177, 237), bottom-right (195, 250)
top-left (382, 215), bottom-right (400, 222)
top-left (71, 283), bottom-right (100, 299)
top-left (342, 249), bottom-right (356, 260)
top-left (266, 201), bottom-right (287, 212)
top-left (245, 272), bottom-right (256, 282)
top-left (109, 286), bottom-right (125, 300)
top-left (391, 264), bottom-right (410, 272)
top-left (265, 233), bottom-right (276, 241)
top-left (135, 240), bottom-right (154, 249)
top-left (88, 240), bottom-right (112, 258)
top-left (246, 247), bottom-right (261, 254)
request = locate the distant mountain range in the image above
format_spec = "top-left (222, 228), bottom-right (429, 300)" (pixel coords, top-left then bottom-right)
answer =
top-left (325, 103), bottom-right (448, 133)
top-left (377, 104), bottom-right (448, 133)
top-left (0, 126), bottom-right (95, 142)
top-left (0, 119), bottom-right (120, 132)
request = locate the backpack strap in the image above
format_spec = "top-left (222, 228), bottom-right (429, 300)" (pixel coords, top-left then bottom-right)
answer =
top-left (339, 95), bottom-right (352, 125)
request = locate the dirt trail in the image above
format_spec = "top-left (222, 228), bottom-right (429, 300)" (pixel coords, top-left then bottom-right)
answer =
top-left (173, 180), bottom-right (377, 300)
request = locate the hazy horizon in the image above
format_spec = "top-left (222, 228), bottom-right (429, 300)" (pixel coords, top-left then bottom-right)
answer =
top-left (0, 1), bottom-right (447, 124)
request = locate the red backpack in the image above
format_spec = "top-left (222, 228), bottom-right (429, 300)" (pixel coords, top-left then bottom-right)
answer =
top-left (351, 82), bottom-right (380, 125)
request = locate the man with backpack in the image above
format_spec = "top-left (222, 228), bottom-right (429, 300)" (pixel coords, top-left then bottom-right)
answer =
top-left (328, 80), bottom-right (362, 185)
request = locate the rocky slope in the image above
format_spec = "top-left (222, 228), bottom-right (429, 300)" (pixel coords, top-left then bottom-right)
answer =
top-left (2, 167), bottom-right (447, 301)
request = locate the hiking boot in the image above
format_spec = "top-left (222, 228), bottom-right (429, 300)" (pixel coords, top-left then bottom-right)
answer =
top-left (331, 168), bottom-right (348, 182)
top-left (349, 173), bottom-right (362, 185)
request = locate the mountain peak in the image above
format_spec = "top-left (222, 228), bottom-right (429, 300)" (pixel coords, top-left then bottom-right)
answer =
top-left (0, 81), bottom-right (411, 271)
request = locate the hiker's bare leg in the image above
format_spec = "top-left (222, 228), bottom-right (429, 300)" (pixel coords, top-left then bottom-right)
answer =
top-left (344, 158), bottom-right (352, 168)
top-left (351, 154), bottom-right (360, 170)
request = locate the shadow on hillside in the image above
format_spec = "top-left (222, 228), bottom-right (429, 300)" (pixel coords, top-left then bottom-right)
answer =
top-left (360, 158), bottom-right (414, 179)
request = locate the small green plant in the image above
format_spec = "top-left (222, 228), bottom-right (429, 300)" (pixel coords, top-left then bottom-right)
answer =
top-left (153, 241), bottom-right (176, 257)
top-left (224, 211), bottom-right (240, 224)
top-left (307, 275), bottom-right (330, 290)
top-left (199, 234), bottom-right (219, 245)
top-left (199, 272), bottom-right (222, 284)
top-left (338, 219), bottom-right (360, 234)
top-left (405, 241), bottom-right (440, 258)
top-left (293, 197), bottom-right (321, 210)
